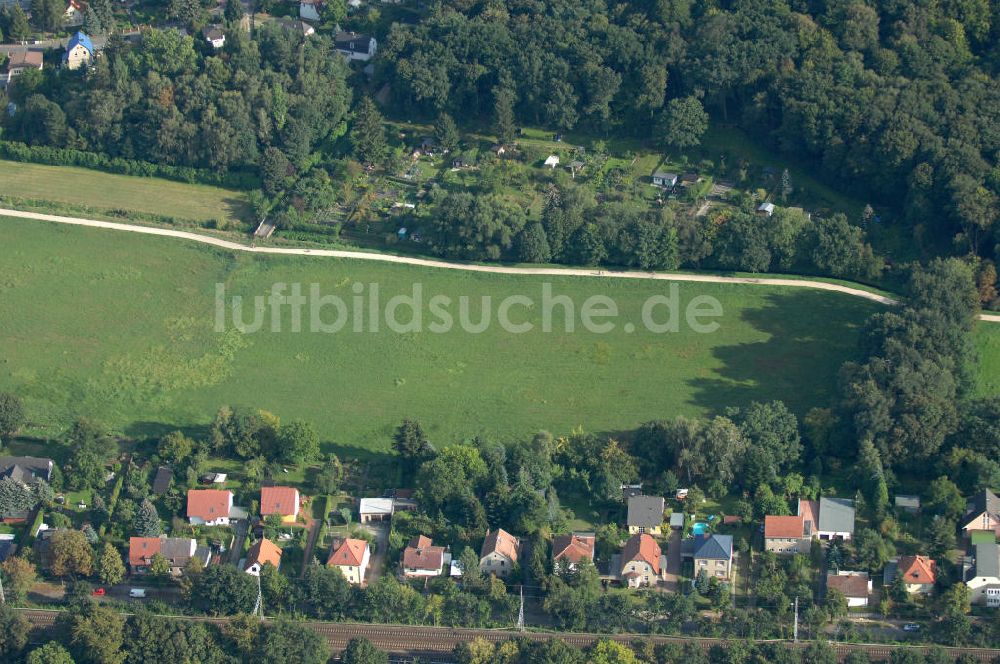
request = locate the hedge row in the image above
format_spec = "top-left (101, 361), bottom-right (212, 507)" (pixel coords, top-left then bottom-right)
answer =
top-left (0, 141), bottom-right (260, 190)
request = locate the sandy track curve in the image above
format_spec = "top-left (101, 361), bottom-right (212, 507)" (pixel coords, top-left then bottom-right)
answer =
top-left (4, 208), bottom-right (998, 322)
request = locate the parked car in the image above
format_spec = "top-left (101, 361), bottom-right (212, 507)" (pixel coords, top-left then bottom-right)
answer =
top-left (92, 588), bottom-right (106, 596)
top-left (129, 588), bottom-right (147, 598)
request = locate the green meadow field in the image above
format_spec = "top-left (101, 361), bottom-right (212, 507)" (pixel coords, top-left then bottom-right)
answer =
top-left (1, 217), bottom-right (994, 456)
top-left (0, 160), bottom-right (250, 225)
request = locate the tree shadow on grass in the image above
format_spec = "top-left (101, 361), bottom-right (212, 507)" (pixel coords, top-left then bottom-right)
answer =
top-left (222, 197), bottom-right (253, 226)
top-left (125, 420), bottom-right (397, 465)
top-left (125, 421), bottom-right (213, 444)
top-left (685, 288), bottom-right (881, 416)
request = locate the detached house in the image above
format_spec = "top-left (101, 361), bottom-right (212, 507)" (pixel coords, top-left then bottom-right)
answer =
top-left (799, 497), bottom-right (855, 541)
top-left (0, 456), bottom-right (53, 484)
top-left (260, 486), bottom-right (300, 524)
top-left (3, 50), bottom-right (43, 87)
top-left (334, 31), bottom-right (377, 61)
top-left (684, 533), bottom-right (733, 581)
top-left (0, 456), bottom-right (53, 520)
top-left (479, 528), bottom-right (520, 578)
top-left (967, 541), bottom-right (1000, 607)
top-left (277, 17), bottom-right (316, 37)
top-left (885, 555), bottom-right (936, 595)
top-left (552, 532), bottom-right (595, 571)
top-left (627, 495), bottom-right (665, 535)
top-left (187, 489), bottom-right (233, 526)
top-left (328, 538), bottom-right (370, 584)
top-left (64, 31), bottom-right (94, 70)
top-left (764, 515), bottom-right (811, 555)
top-left (401, 535), bottom-right (444, 578)
top-left (618, 533), bottom-right (662, 588)
top-left (827, 571), bottom-right (871, 607)
top-left (129, 536), bottom-right (207, 575)
top-left (962, 489), bottom-right (1000, 538)
top-left (64, 0), bottom-right (85, 25)
top-left (244, 538), bottom-right (282, 576)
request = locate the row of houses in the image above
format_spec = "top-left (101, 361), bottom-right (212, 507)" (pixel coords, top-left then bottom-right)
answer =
top-left (763, 497), bottom-right (857, 554)
top-left (1, 30), bottom-right (95, 88)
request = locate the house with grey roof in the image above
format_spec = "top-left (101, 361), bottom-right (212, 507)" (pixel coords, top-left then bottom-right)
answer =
top-left (802, 497), bottom-right (855, 541)
top-left (966, 540), bottom-right (1000, 607)
top-left (962, 489), bottom-right (1000, 538)
top-left (152, 466), bottom-right (173, 495)
top-left (1, 456), bottom-right (54, 520)
top-left (0, 456), bottom-right (53, 484)
top-left (819, 497), bottom-right (855, 539)
top-left (334, 31), bottom-right (377, 61)
top-left (627, 495), bottom-right (665, 535)
top-left (683, 533), bottom-right (733, 581)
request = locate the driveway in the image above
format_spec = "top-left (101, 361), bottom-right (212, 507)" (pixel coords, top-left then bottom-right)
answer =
top-left (228, 517), bottom-right (250, 566)
top-left (300, 517), bottom-right (322, 577)
top-left (662, 529), bottom-right (682, 591)
top-left (360, 521), bottom-right (390, 586)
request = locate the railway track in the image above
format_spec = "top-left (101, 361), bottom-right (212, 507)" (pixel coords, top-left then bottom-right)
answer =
top-left (16, 608), bottom-right (1000, 662)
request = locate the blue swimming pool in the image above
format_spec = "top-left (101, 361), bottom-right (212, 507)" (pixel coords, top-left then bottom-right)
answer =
top-left (692, 521), bottom-right (708, 535)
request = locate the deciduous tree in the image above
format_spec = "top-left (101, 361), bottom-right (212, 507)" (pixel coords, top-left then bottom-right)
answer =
top-left (50, 530), bottom-right (94, 578)
top-left (1, 555), bottom-right (37, 602)
top-left (656, 97), bottom-right (708, 150)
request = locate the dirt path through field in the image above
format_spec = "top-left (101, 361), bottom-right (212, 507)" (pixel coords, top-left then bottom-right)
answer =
top-left (4, 207), bottom-right (998, 322)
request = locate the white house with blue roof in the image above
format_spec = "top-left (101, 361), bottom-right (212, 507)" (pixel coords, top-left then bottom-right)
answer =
top-left (64, 31), bottom-right (94, 70)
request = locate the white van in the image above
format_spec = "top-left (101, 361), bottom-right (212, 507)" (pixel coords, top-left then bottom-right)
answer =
top-left (129, 588), bottom-right (147, 598)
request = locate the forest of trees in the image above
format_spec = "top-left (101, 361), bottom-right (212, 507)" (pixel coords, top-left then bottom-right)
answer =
top-left (379, 0), bottom-right (1000, 260)
top-left (1, 24), bottom-right (350, 196)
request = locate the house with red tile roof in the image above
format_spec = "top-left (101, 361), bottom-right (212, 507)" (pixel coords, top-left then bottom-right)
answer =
top-left (893, 555), bottom-right (937, 594)
top-left (479, 529), bottom-right (520, 578)
top-left (619, 533), bottom-right (662, 588)
top-left (187, 489), bottom-right (233, 526)
top-left (401, 535), bottom-right (445, 578)
top-left (244, 538), bottom-right (282, 576)
top-left (260, 486), bottom-right (300, 524)
top-left (764, 515), bottom-right (811, 555)
top-left (552, 532), bottom-right (595, 571)
top-left (128, 536), bottom-right (206, 575)
top-left (328, 538), bottom-right (370, 584)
